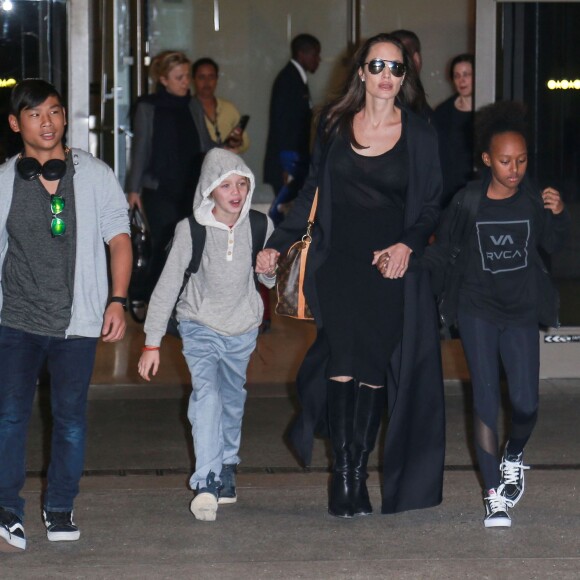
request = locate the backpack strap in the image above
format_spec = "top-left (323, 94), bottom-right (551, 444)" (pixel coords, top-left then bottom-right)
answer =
top-left (249, 209), bottom-right (268, 290)
top-left (177, 210), bottom-right (267, 304)
top-left (447, 183), bottom-right (482, 266)
top-left (173, 215), bottom-right (206, 307)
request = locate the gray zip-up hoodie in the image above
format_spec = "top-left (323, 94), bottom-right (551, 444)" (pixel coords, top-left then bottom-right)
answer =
top-left (144, 149), bottom-right (275, 346)
top-left (0, 149), bottom-right (130, 338)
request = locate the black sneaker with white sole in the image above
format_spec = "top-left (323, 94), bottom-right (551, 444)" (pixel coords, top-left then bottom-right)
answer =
top-left (43, 510), bottom-right (80, 542)
top-left (218, 464), bottom-right (237, 504)
top-left (500, 448), bottom-right (530, 507)
top-left (483, 486), bottom-right (511, 528)
top-left (0, 507), bottom-right (26, 551)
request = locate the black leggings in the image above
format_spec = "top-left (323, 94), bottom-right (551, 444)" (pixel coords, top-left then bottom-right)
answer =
top-left (457, 310), bottom-right (539, 490)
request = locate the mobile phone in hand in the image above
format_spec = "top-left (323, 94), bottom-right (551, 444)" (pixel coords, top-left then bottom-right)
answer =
top-left (225, 115), bottom-right (250, 148)
top-left (235, 114), bottom-right (250, 132)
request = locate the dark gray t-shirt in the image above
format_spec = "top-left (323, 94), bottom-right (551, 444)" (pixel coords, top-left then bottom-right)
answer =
top-left (1, 157), bottom-right (76, 336)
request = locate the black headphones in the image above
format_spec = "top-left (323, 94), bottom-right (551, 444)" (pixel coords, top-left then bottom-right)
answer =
top-left (16, 148), bottom-right (69, 182)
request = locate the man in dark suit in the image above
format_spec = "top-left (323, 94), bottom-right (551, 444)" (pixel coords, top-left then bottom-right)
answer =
top-left (264, 33), bottom-right (321, 225)
top-left (391, 29), bottom-right (433, 122)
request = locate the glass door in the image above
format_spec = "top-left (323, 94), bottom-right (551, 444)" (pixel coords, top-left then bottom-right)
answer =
top-left (97, 0), bottom-right (133, 184)
top-left (0, 0), bottom-right (67, 160)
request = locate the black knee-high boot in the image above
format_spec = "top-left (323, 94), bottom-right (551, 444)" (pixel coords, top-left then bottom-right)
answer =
top-left (327, 379), bottom-right (355, 518)
top-left (352, 384), bottom-right (385, 516)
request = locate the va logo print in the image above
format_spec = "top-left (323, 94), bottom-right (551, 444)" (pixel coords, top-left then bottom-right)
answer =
top-left (476, 220), bottom-right (530, 274)
top-left (490, 234), bottom-right (514, 246)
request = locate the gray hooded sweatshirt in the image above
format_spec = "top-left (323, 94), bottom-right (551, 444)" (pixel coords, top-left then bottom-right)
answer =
top-left (144, 149), bottom-right (275, 346)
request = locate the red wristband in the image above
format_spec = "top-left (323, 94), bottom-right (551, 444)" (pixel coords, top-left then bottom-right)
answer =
top-left (142, 346), bottom-right (160, 352)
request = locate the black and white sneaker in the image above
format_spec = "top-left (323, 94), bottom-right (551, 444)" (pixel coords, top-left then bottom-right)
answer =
top-left (0, 507), bottom-right (26, 551)
top-left (43, 510), bottom-right (80, 542)
top-left (218, 464), bottom-right (237, 505)
top-left (483, 486), bottom-right (511, 528)
top-left (500, 448), bottom-right (530, 507)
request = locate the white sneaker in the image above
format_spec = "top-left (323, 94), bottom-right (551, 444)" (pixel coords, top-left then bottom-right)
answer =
top-left (190, 492), bottom-right (218, 522)
top-left (484, 486), bottom-right (511, 528)
top-left (500, 449), bottom-right (530, 507)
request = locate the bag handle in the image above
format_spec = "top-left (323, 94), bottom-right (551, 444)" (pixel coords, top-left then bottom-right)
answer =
top-left (304, 189), bottom-right (319, 241)
top-left (130, 206), bottom-right (149, 234)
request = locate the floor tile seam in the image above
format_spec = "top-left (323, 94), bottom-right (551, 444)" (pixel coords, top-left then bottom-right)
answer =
top-left (75, 385), bottom-right (580, 402)
top-left (23, 463), bottom-right (580, 478)
top-left (8, 557), bottom-right (579, 567)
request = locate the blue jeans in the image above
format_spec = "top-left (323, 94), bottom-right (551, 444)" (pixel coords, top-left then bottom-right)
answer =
top-left (0, 326), bottom-right (98, 520)
top-left (179, 321), bottom-right (258, 490)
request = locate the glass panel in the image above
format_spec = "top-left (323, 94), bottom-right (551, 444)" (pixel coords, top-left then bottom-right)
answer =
top-left (499, 2), bottom-right (580, 326)
top-left (114, 0), bottom-right (132, 185)
top-left (0, 0), bottom-right (67, 159)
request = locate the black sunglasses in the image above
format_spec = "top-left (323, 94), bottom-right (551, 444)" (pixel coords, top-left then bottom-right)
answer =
top-left (364, 58), bottom-right (406, 78)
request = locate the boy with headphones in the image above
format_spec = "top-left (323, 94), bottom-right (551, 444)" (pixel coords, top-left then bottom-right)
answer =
top-left (0, 79), bottom-right (131, 551)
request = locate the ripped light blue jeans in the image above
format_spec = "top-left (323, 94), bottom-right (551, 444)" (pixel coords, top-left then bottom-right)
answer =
top-left (179, 321), bottom-right (258, 491)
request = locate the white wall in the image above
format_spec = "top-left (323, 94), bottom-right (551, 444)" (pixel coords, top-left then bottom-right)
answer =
top-left (148, 0), bottom-right (475, 201)
top-left (361, 0), bottom-right (476, 108)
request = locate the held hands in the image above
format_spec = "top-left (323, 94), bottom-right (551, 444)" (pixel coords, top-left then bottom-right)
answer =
top-left (256, 248), bottom-right (280, 276)
top-left (542, 187), bottom-right (564, 215)
top-left (372, 243), bottom-right (412, 279)
top-left (138, 350), bottom-right (160, 381)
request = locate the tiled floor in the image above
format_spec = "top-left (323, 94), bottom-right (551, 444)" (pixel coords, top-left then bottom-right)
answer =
top-left (3, 294), bottom-right (579, 578)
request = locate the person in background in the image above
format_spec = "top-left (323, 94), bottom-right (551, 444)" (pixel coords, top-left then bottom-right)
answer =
top-left (192, 57), bottom-right (250, 154)
top-left (422, 101), bottom-right (570, 528)
top-left (391, 29), bottom-right (432, 120)
top-left (0, 79), bottom-right (131, 551)
top-left (264, 33), bottom-right (321, 225)
top-left (126, 51), bottom-right (214, 304)
top-left (138, 149), bottom-right (275, 522)
top-left (433, 54), bottom-right (475, 207)
top-left (259, 33), bottom-right (445, 519)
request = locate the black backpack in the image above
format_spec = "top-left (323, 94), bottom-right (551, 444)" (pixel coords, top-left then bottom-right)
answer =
top-left (167, 209), bottom-right (268, 336)
top-left (425, 182), bottom-right (481, 328)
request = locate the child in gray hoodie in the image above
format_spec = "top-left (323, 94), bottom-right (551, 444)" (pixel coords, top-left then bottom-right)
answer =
top-left (138, 149), bottom-right (276, 521)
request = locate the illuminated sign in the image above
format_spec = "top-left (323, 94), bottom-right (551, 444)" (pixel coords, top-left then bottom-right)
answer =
top-left (547, 79), bottom-right (580, 90)
top-left (0, 78), bottom-right (17, 88)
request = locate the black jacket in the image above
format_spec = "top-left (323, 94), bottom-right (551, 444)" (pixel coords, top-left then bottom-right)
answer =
top-left (263, 62), bottom-right (313, 191)
top-left (422, 174), bottom-right (571, 328)
top-left (267, 109), bottom-right (446, 514)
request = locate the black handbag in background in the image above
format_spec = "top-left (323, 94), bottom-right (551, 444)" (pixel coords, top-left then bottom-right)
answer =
top-left (128, 207), bottom-right (151, 322)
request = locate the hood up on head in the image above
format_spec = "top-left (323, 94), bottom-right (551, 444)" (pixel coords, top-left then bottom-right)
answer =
top-left (193, 148), bottom-right (255, 228)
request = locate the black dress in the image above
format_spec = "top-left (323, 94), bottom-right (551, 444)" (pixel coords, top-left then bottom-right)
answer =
top-left (316, 125), bottom-right (408, 385)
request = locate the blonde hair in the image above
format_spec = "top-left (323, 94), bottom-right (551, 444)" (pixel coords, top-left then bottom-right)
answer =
top-left (150, 51), bottom-right (191, 85)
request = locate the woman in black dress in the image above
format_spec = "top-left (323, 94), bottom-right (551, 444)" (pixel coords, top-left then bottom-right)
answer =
top-left (127, 51), bottom-right (214, 302)
top-left (433, 54), bottom-right (475, 207)
top-left (259, 33), bottom-right (445, 518)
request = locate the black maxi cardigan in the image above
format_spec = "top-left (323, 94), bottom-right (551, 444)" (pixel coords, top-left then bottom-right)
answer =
top-left (267, 109), bottom-right (446, 514)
